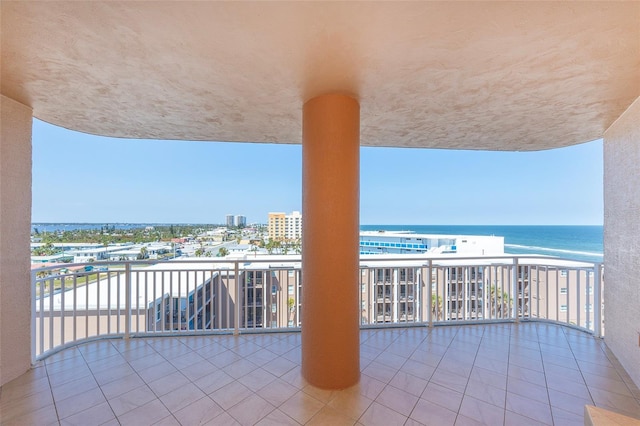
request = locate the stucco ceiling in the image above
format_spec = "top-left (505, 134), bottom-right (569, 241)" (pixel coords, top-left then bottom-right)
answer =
top-left (2, 1), bottom-right (639, 150)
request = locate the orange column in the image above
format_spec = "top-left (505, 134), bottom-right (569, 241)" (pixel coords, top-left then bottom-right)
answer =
top-left (301, 93), bottom-right (360, 389)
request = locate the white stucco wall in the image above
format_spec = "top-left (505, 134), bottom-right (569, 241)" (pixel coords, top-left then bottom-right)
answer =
top-left (604, 96), bottom-right (640, 388)
top-left (0, 95), bottom-right (33, 386)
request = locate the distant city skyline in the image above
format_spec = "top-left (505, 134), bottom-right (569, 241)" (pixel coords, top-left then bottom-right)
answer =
top-left (32, 119), bottom-right (603, 225)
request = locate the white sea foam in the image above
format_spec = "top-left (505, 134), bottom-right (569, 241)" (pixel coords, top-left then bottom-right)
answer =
top-left (505, 244), bottom-right (603, 258)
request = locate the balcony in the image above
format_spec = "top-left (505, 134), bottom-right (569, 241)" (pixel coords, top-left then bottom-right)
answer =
top-left (3, 256), bottom-right (640, 424)
top-left (3, 323), bottom-right (640, 425)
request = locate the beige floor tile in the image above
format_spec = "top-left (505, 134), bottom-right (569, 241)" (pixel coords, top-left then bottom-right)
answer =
top-left (459, 395), bottom-right (505, 426)
top-left (59, 401), bottom-right (115, 426)
top-left (307, 405), bottom-right (356, 426)
top-left (359, 401), bottom-right (407, 426)
top-left (227, 394), bottom-right (276, 425)
top-left (180, 359), bottom-right (219, 381)
top-left (302, 384), bottom-right (337, 404)
top-left (136, 360), bottom-right (178, 383)
top-left (209, 381), bottom-right (253, 411)
top-left (590, 388), bottom-right (640, 418)
top-left (194, 368), bottom-right (235, 395)
top-left (400, 359), bottom-right (435, 381)
top-left (167, 350), bottom-right (205, 370)
top-left (505, 391), bottom-right (553, 425)
top-left (584, 372), bottom-right (635, 397)
top-left (279, 391), bottom-right (325, 424)
top-left (1, 402), bottom-right (59, 426)
top-left (362, 360), bottom-right (398, 384)
top-left (255, 408), bottom-right (301, 425)
top-left (504, 410), bottom-right (544, 426)
top-left (374, 351), bottom-right (408, 370)
top-left (472, 355), bottom-right (508, 375)
top-left (430, 368), bottom-right (468, 394)
top-left (507, 376), bottom-right (549, 404)
top-left (374, 384), bottom-right (418, 416)
top-left (117, 398), bottom-right (172, 426)
top-left (550, 406), bottom-right (585, 426)
top-left (238, 367), bottom-right (277, 392)
top-left (388, 370), bottom-right (428, 397)
top-left (455, 413), bottom-right (487, 425)
top-left (93, 363), bottom-right (136, 386)
top-left (224, 358), bottom-right (258, 379)
top-left (470, 365), bottom-right (507, 390)
top-left (155, 415), bottom-right (181, 425)
top-left (548, 388), bottom-right (594, 416)
top-left (173, 396), bottom-right (225, 426)
top-left (159, 382), bottom-right (207, 412)
top-left (99, 372), bottom-right (145, 399)
top-left (46, 365), bottom-right (93, 388)
top-left (465, 379), bottom-right (506, 408)
top-left (0, 369), bottom-right (50, 402)
top-left (328, 389), bottom-right (373, 420)
top-left (351, 374), bottom-right (385, 400)
top-left (204, 411), bottom-right (242, 425)
top-left (51, 374), bottom-right (99, 403)
top-left (259, 378), bottom-right (299, 407)
top-left (147, 370), bottom-right (191, 397)
top-left (263, 355), bottom-right (297, 377)
top-left (546, 373), bottom-right (591, 399)
top-left (56, 387), bottom-right (107, 420)
top-left (280, 366), bottom-right (308, 389)
top-left (410, 398), bottom-right (456, 426)
top-left (422, 381), bottom-right (464, 413)
top-left (107, 384), bottom-right (158, 416)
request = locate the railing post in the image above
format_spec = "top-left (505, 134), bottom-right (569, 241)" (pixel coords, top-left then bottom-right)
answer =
top-left (427, 260), bottom-right (433, 327)
top-left (234, 260), bottom-right (240, 336)
top-left (593, 263), bottom-right (603, 338)
top-left (124, 262), bottom-right (131, 339)
top-left (31, 270), bottom-right (37, 364)
top-left (512, 258), bottom-right (519, 322)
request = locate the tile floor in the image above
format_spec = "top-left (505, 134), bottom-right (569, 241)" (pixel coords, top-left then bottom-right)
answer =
top-left (2, 322), bottom-right (640, 425)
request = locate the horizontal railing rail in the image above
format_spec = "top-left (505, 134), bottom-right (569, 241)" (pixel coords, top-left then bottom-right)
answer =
top-left (31, 255), bottom-right (603, 361)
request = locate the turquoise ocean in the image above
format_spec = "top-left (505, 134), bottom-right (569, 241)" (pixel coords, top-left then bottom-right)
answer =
top-left (32, 223), bottom-right (603, 263)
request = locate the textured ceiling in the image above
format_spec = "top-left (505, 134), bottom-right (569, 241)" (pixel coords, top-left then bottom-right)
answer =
top-left (2, 1), bottom-right (639, 150)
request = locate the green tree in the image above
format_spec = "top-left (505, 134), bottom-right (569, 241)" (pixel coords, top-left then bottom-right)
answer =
top-left (137, 247), bottom-right (148, 260)
top-left (431, 294), bottom-right (443, 321)
top-left (489, 285), bottom-right (512, 318)
top-left (292, 238), bottom-right (302, 254)
top-left (217, 247), bottom-right (230, 257)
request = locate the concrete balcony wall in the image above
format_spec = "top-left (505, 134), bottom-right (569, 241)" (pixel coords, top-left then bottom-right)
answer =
top-left (0, 95), bottom-right (32, 386)
top-left (604, 95), bottom-right (640, 388)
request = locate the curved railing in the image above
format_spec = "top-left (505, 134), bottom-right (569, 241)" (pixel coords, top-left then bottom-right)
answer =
top-left (32, 255), bottom-right (603, 361)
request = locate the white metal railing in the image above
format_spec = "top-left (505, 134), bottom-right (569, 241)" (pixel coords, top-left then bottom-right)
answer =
top-left (32, 255), bottom-right (603, 361)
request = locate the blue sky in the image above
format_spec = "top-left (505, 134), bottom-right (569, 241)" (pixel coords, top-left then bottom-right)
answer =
top-left (32, 119), bottom-right (603, 225)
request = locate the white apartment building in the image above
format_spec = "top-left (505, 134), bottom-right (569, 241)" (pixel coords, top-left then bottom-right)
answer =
top-left (359, 231), bottom-right (504, 256)
top-left (235, 215), bottom-right (246, 227)
top-left (285, 211), bottom-right (302, 240)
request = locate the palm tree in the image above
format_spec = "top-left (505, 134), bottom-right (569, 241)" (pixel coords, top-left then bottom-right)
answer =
top-left (293, 238), bottom-right (302, 254)
top-left (489, 285), bottom-right (512, 318)
top-left (431, 293), bottom-right (443, 321)
top-left (217, 247), bottom-right (229, 257)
